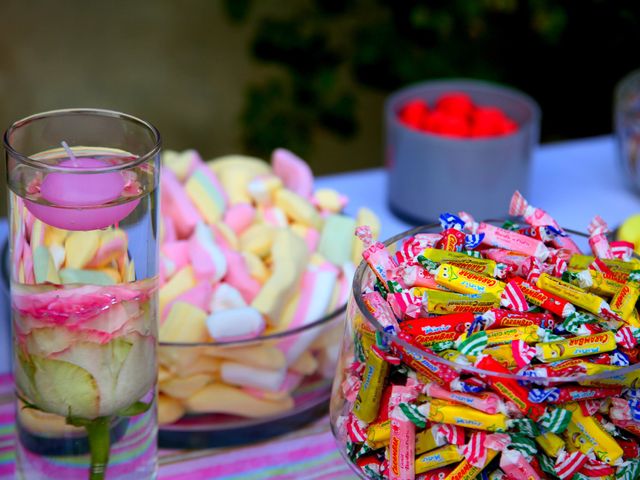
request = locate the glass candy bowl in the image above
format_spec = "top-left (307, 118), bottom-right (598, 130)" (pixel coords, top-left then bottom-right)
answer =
top-left (330, 222), bottom-right (640, 480)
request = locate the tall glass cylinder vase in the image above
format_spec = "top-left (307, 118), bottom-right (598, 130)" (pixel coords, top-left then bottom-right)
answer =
top-left (4, 109), bottom-right (161, 480)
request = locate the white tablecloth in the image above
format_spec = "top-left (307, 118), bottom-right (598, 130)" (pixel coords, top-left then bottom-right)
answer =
top-left (0, 134), bottom-right (637, 373)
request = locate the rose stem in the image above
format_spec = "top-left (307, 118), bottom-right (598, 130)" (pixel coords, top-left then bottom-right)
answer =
top-left (85, 416), bottom-right (111, 480)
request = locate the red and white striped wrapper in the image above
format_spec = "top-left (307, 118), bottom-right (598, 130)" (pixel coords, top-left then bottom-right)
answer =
top-left (615, 326), bottom-right (639, 349)
top-left (388, 385), bottom-right (419, 480)
top-left (460, 432), bottom-right (488, 468)
top-left (435, 424), bottom-right (466, 446)
top-left (610, 240), bottom-right (634, 261)
top-left (500, 280), bottom-right (530, 312)
top-left (387, 291), bottom-right (423, 319)
top-left (346, 412), bottom-right (368, 443)
top-left (578, 458), bottom-right (616, 477)
top-left (554, 450), bottom-right (589, 480)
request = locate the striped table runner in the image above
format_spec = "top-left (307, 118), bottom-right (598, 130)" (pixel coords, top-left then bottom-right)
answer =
top-left (0, 374), bottom-right (354, 479)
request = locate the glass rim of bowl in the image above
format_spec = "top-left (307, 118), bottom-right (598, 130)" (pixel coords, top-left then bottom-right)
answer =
top-left (352, 219), bottom-right (640, 384)
top-left (3, 108), bottom-right (161, 174)
top-left (159, 302), bottom-right (347, 348)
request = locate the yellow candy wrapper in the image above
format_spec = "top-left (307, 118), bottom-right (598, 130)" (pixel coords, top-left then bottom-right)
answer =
top-left (434, 263), bottom-right (506, 296)
top-left (415, 445), bottom-right (463, 474)
top-left (610, 270), bottom-right (640, 321)
top-left (568, 254), bottom-right (640, 274)
top-left (444, 449), bottom-right (498, 480)
top-left (535, 432), bottom-right (565, 458)
top-left (415, 288), bottom-right (500, 314)
top-left (420, 398), bottom-right (509, 431)
top-left (537, 273), bottom-right (618, 320)
top-left (536, 331), bottom-right (617, 363)
top-left (564, 402), bottom-right (623, 465)
top-left (421, 248), bottom-right (499, 277)
top-left (458, 325), bottom-right (541, 348)
top-left (353, 346), bottom-right (390, 423)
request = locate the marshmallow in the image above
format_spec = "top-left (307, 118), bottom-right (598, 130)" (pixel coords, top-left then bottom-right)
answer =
top-left (276, 264), bottom-right (338, 363)
top-left (161, 169), bottom-right (201, 238)
top-left (161, 281), bottom-right (213, 322)
top-left (206, 306), bottom-right (265, 341)
top-left (87, 229), bottom-right (128, 268)
top-left (289, 351), bottom-right (318, 375)
top-left (271, 148), bottom-right (313, 198)
top-left (290, 223), bottom-right (321, 253)
top-left (158, 394), bottom-right (185, 425)
top-left (29, 219), bottom-right (46, 253)
top-left (241, 251), bottom-right (269, 284)
top-left (209, 154), bottom-right (271, 178)
top-left (185, 165), bottom-right (227, 224)
top-left (251, 230), bottom-right (309, 324)
top-left (22, 244), bottom-right (35, 284)
top-left (185, 383), bottom-right (294, 418)
top-left (159, 301), bottom-right (209, 343)
top-left (223, 203), bottom-right (255, 235)
top-left (43, 224), bottom-right (68, 247)
top-left (242, 372), bottom-right (303, 402)
top-left (210, 283), bottom-right (247, 311)
top-left (256, 206), bottom-right (289, 228)
top-left (189, 222), bottom-right (227, 282)
top-left (211, 222), bottom-right (239, 250)
top-left (159, 266), bottom-right (196, 314)
top-left (247, 174), bottom-right (283, 205)
top-left (274, 189), bottom-right (323, 230)
top-left (205, 344), bottom-right (286, 370)
top-left (60, 268), bottom-right (115, 286)
top-left (159, 373), bottom-right (212, 399)
top-left (162, 149), bottom-right (203, 182)
top-left (317, 214), bottom-right (356, 266)
top-left (221, 248), bottom-right (261, 303)
top-left (64, 231), bottom-right (101, 269)
top-left (312, 188), bottom-right (348, 213)
top-left (174, 355), bottom-right (221, 378)
top-left (239, 224), bottom-right (276, 258)
top-left (161, 241), bottom-right (191, 272)
top-left (220, 362), bottom-right (286, 392)
top-left (49, 244), bottom-right (66, 270)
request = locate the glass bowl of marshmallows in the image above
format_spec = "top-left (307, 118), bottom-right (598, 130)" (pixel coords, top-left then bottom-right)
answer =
top-left (156, 148), bottom-right (380, 447)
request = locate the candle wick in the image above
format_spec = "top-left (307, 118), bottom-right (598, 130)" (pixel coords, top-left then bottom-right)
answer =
top-left (61, 141), bottom-right (79, 166)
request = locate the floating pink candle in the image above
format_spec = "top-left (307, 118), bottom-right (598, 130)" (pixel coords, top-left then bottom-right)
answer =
top-left (25, 144), bottom-right (140, 230)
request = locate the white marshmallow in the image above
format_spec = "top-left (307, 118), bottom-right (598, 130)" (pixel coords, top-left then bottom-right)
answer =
top-left (206, 306), bottom-right (265, 341)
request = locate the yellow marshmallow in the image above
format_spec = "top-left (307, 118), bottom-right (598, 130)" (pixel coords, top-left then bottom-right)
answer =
top-left (185, 383), bottom-right (294, 418)
top-left (64, 231), bottom-right (101, 269)
top-left (159, 373), bottom-right (213, 399)
top-left (242, 251), bottom-right (270, 284)
top-left (251, 230), bottom-right (309, 325)
top-left (208, 154), bottom-right (271, 177)
top-left (204, 344), bottom-right (286, 370)
top-left (213, 221), bottom-right (239, 250)
top-left (158, 394), bottom-right (185, 425)
top-left (159, 301), bottom-right (208, 343)
top-left (159, 266), bottom-right (196, 314)
top-left (239, 224), bottom-right (276, 258)
top-left (289, 350), bottom-right (318, 375)
top-left (274, 189), bottom-right (323, 230)
top-left (43, 224), bottom-right (68, 247)
top-left (313, 188), bottom-right (345, 213)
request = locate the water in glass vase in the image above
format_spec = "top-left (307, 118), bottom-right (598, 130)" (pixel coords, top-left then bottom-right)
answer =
top-left (8, 147), bottom-right (159, 480)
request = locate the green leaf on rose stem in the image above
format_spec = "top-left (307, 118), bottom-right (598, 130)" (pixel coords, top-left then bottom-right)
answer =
top-left (116, 400), bottom-right (152, 417)
top-left (66, 414), bottom-right (93, 428)
top-left (16, 393), bottom-right (41, 412)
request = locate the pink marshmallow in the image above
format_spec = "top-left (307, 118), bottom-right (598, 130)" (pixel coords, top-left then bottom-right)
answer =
top-left (161, 281), bottom-right (214, 322)
top-left (223, 203), bottom-right (255, 235)
top-left (304, 228), bottom-right (320, 253)
top-left (162, 215), bottom-right (177, 243)
top-left (271, 148), bottom-right (314, 199)
top-left (222, 248), bottom-right (261, 304)
top-left (161, 241), bottom-right (191, 272)
top-left (161, 169), bottom-right (200, 238)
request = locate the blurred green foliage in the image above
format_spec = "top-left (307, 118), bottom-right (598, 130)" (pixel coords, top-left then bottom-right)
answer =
top-left (224, 0), bottom-right (640, 158)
